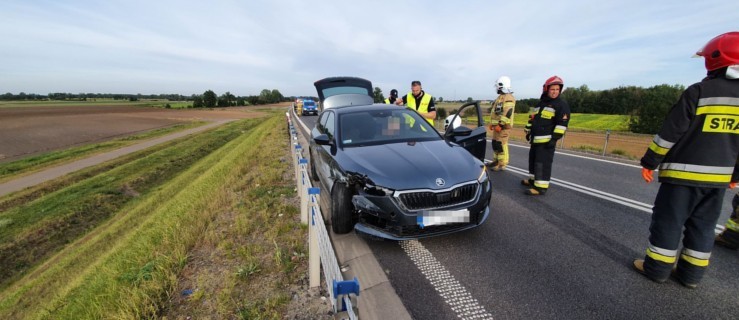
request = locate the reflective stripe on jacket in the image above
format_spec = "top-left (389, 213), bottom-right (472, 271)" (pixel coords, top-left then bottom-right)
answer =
top-left (491, 93), bottom-right (515, 129)
top-left (641, 77), bottom-right (739, 187)
top-left (529, 97), bottom-right (570, 144)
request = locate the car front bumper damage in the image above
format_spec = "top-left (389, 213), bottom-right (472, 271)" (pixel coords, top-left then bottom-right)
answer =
top-left (351, 180), bottom-right (492, 240)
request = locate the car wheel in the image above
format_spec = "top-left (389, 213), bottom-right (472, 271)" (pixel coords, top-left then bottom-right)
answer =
top-left (331, 182), bottom-right (355, 234)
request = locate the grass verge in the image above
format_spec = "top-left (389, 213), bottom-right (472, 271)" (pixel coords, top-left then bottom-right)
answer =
top-left (0, 119), bottom-right (259, 290)
top-left (0, 115), bottom-right (308, 319)
top-left (0, 121), bottom-right (206, 183)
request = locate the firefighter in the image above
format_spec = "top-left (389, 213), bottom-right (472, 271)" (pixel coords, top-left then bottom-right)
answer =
top-left (632, 31), bottom-right (739, 288)
top-left (521, 76), bottom-right (570, 195)
top-left (395, 80), bottom-right (437, 126)
top-left (384, 89), bottom-right (399, 104)
top-left (487, 76), bottom-right (516, 171)
top-left (715, 193), bottom-right (739, 250)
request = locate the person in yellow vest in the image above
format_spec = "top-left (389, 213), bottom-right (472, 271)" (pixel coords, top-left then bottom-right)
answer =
top-left (395, 80), bottom-right (436, 126)
top-left (487, 76), bottom-right (516, 171)
top-left (384, 89), bottom-right (399, 104)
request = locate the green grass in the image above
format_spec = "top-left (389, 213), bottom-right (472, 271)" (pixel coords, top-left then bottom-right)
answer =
top-left (571, 145), bottom-right (604, 153)
top-left (0, 121), bottom-right (206, 182)
top-left (510, 113), bottom-right (629, 131)
top-left (436, 101), bottom-right (630, 132)
top-left (0, 119), bottom-right (259, 291)
top-left (0, 115), bottom-right (303, 319)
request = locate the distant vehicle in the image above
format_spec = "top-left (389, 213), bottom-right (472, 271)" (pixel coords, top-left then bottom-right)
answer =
top-left (302, 99), bottom-right (318, 116)
top-left (309, 76), bottom-right (491, 239)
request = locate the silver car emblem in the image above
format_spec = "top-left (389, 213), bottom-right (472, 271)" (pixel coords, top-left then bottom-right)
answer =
top-left (435, 178), bottom-right (445, 187)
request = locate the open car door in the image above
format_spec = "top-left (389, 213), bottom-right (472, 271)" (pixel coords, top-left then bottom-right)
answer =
top-left (443, 101), bottom-right (487, 162)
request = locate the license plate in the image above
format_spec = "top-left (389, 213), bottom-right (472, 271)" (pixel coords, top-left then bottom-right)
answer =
top-left (417, 209), bottom-right (470, 228)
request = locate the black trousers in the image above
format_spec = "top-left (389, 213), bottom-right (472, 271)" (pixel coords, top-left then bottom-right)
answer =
top-left (528, 143), bottom-right (555, 191)
top-left (643, 183), bottom-right (725, 284)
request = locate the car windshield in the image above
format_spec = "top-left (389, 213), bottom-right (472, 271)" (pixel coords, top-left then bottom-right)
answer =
top-left (339, 109), bottom-right (441, 147)
top-left (304, 101), bottom-right (315, 107)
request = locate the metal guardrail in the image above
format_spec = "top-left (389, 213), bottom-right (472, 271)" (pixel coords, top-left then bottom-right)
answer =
top-left (285, 111), bottom-right (359, 319)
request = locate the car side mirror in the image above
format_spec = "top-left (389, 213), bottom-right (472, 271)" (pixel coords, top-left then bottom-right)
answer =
top-left (451, 126), bottom-right (472, 137)
top-left (314, 134), bottom-right (332, 145)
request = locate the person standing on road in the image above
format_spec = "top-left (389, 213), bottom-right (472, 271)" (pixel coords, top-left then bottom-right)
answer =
top-left (633, 31), bottom-right (739, 288)
top-left (487, 76), bottom-right (516, 171)
top-left (522, 76), bottom-right (570, 195)
top-left (715, 193), bottom-right (739, 250)
top-left (384, 89), bottom-right (399, 104)
top-left (396, 80), bottom-right (437, 126)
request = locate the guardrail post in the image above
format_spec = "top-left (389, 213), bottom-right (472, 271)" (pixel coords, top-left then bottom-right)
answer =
top-left (299, 159), bottom-right (309, 224)
top-left (333, 278), bottom-right (360, 313)
top-left (602, 129), bottom-right (610, 156)
top-left (308, 187), bottom-right (321, 288)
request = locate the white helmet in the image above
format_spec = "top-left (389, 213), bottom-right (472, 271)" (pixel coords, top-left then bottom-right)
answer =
top-left (496, 76), bottom-right (512, 94)
top-left (444, 115), bottom-right (462, 131)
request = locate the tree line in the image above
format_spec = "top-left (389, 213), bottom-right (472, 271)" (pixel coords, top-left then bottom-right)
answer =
top-left (192, 89), bottom-right (285, 108)
top-left (512, 84), bottom-right (684, 134)
top-left (1, 89), bottom-right (289, 108)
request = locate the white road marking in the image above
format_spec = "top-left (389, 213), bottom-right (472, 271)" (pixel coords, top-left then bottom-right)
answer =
top-left (505, 165), bottom-right (652, 213)
top-left (496, 140), bottom-right (643, 169)
top-left (400, 240), bottom-right (494, 320)
top-left (293, 109), bottom-right (313, 134)
top-left (502, 163), bottom-right (725, 234)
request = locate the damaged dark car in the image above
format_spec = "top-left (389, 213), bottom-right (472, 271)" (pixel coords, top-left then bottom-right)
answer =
top-left (309, 76), bottom-right (492, 240)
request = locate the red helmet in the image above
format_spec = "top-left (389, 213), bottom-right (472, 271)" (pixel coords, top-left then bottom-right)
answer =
top-left (542, 76), bottom-right (564, 92)
top-left (696, 32), bottom-right (739, 71)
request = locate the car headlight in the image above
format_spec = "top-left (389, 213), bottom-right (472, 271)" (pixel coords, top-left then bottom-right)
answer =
top-left (477, 166), bottom-right (489, 184)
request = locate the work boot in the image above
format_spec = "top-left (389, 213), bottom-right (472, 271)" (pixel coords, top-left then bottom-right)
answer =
top-left (525, 188), bottom-right (545, 196)
top-left (714, 233), bottom-right (738, 250)
top-left (521, 179), bottom-right (532, 187)
top-left (632, 259), bottom-right (667, 284)
top-left (492, 165), bottom-right (506, 172)
top-left (485, 160), bottom-right (499, 168)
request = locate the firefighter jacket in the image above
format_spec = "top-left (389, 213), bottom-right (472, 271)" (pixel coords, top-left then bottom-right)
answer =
top-left (491, 93), bottom-right (516, 129)
top-left (527, 94), bottom-right (570, 145)
top-left (641, 76), bottom-right (739, 188)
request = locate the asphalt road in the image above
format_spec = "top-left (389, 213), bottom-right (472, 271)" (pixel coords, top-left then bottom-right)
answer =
top-left (296, 114), bottom-right (739, 320)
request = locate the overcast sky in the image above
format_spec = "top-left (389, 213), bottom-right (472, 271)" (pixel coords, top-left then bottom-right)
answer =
top-left (1, 0), bottom-right (737, 99)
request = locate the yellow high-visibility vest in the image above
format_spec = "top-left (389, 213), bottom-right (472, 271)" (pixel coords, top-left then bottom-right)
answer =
top-left (406, 92), bottom-right (434, 125)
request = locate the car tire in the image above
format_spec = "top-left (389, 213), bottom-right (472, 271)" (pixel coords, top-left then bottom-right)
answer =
top-left (331, 182), bottom-right (355, 234)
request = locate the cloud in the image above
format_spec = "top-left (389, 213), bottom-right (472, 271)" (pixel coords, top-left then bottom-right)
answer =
top-left (0, 0), bottom-right (737, 98)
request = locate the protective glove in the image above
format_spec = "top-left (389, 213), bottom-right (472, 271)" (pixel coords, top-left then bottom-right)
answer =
top-left (494, 125), bottom-right (503, 133)
top-left (641, 168), bottom-right (654, 183)
top-left (730, 181), bottom-right (737, 189)
top-left (546, 139), bottom-right (558, 148)
top-left (525, 133), bottom-right (531, 142)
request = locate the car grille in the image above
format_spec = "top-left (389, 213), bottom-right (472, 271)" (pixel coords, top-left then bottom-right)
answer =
top-left (398, 183), bottom-right (478, 210)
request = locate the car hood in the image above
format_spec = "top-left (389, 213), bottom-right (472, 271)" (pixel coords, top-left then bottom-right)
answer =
top-left (337, 140), bottom-right (483, 191)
